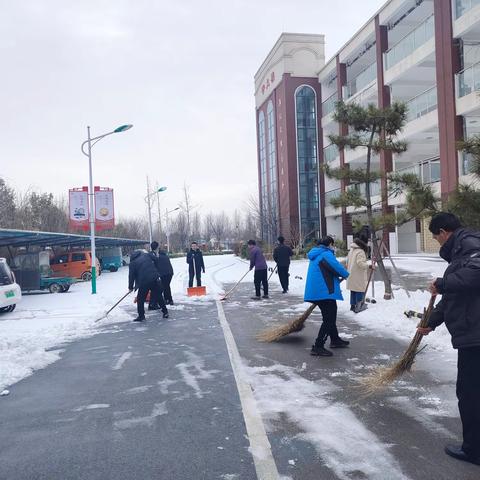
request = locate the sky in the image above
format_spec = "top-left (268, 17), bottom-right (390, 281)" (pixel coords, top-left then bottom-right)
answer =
top-left (0, 0), bottom-right (385, 222)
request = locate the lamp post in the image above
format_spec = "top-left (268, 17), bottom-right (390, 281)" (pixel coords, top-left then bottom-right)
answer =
top-left (165, 207), bottom-right (180, 253)
top-left (81, 124), bottom-right (133, 294)
top-left (145, 179), bottom-right (167, 244)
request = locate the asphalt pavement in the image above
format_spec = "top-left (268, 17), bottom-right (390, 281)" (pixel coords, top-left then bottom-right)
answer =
top-left (1, 277), bottom-right (479, 480)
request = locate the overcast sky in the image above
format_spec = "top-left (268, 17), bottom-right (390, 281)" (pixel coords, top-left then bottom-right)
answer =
top-left (1, 0), bottom-right (384, 222)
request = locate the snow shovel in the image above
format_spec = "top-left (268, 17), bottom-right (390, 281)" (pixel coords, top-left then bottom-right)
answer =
top-left (187, 254), bottom-right (206, 297)
top-left (95, 290), bottom-right (132, 322)
top-left (219, 270), bottom-right (250, 301)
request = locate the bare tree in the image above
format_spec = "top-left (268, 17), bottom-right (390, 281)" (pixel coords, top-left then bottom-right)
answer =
top-left (208, 212), bottom-right (230, 250)
top-left (179, 182), bottom-right (196, 245)
top-left (0, 178), bottom-right (16, 228)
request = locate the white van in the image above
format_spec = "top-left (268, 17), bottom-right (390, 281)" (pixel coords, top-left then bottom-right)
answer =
top-left (0, 258), bottom-right (22, 313)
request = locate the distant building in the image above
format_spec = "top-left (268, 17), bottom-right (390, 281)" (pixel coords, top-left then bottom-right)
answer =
top-left (255, 0), bottom-right (478, 253)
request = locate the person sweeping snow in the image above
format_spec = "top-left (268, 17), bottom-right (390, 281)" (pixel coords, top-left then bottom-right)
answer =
top-left (304, 236), bottom-right (350, 357)
top-left (346, 237), bottom-right (372, 313)
top-left (417, 212), bottom-right (480, 467)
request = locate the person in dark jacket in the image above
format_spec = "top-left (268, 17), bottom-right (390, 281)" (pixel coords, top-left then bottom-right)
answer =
top-left (129, 249), bottom-right (168, 321)
top-left (417, 213), bottom-right (480, 466)
top-left (187, 242), bottom-right (205, 287)
top-left (248, 239), bottom-right (268, 300)
top-left (304, 236), bottom-right (350, 357)
top-left (273, 236), bottom-right (293, 293)
top-left (149, 241), bottom-right (173, 307)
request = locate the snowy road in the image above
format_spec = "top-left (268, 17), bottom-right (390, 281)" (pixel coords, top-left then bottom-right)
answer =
top-left (1, 254), bottom-right (478, 479)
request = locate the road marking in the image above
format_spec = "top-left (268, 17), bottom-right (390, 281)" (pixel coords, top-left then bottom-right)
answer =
top-left (216, 300), bottom-right (280, 480)
top-left (113, 352), bottom-right (132, 370)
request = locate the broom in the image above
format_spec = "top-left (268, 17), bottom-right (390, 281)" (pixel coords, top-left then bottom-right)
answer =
top-left (256, 303), bottom-right (317, 342)
top-left (219, 270), bottom-right (251, 301)
top-left (95, 290), bottom-right (132, 323)
top-left (360, 294), bottom-right (436, 393)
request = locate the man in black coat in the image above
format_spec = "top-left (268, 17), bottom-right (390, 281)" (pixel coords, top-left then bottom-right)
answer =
top-left (150, 241), bottom-right (175, 305)
top-left (129, 249), bottom-right (168, 321)
top-left (273, 235), bottom-right (293, 293)
top-left (186, 242), bottom-right (205, 287)
top-left (417, 213), bottom-right (480, 466)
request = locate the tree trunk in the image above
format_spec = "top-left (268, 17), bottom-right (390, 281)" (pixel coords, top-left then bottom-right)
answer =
top-left (364, 128), bottom-right (392, 299)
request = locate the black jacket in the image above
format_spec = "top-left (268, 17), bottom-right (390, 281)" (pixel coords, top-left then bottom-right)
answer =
top-left (186, 249), bottom-right (205, 273)
top-left (428, 228), bottom-right (480, 349)
top-left (273, 244), bottom-right (293, 267)
top-left (128, 250), bottom-right (160, 290)
top-left (149, 250), bottom-right (174, 276)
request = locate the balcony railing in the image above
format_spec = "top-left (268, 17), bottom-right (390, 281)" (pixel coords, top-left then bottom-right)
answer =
top-left (455, 0), bottom-right (480, 19)
top-left (322, 92), bottom-right (338, 117)
top-left (347, 180), bottom-right (381, 197)
top-left (323, 143), bottom-right (339, 163)
top-left (457, 61), bottom-right (480, 98)
top-left (324, 188), bottom-right (341, 203)
top-left (344, 62), bottom-right (377, 99)
top-left (385, 15), bottom-right (434, 70)
top-left (345, 83), bottom-right (378, 107)
top-left (406, 86), bottom-right (437, 121)
top-left (396, 158), bottom-right (440, 184)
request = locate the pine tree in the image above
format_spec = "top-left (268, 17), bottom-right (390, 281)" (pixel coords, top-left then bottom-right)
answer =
top-left (326, 101), bottom-right (437, 299)
top-left (448, 135), bottom-right (480, 230)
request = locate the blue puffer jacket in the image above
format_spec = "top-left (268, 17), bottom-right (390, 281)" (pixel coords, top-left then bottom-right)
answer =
top-left (304, 246), bottom-right (349, 302)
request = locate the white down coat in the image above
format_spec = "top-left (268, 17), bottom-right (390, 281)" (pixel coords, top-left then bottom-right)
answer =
top-left (346, 242), bottom-right (369, 292)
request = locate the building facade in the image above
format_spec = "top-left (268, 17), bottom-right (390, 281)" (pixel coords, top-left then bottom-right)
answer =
top-left (254, 0), bottom-right (480, 253)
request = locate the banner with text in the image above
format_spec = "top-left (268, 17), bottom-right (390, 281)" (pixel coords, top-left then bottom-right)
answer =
top-left (68, 187), bottom-right (89, 231)
top-left (94, 187), bottom-right (115, 231)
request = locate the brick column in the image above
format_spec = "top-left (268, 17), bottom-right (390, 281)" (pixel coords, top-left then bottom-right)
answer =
top-left (336, 56), bottom-right (351, 242)
top-left (375, 16), bottom-right (395, 249)
top-left (434, 0), bottom-right (462, 201)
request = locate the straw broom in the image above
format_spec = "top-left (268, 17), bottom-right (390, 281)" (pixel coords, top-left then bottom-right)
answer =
top-left (256, 303), bottom-right (317, 342)
top-left (360, 294), bottom-right (436, 394)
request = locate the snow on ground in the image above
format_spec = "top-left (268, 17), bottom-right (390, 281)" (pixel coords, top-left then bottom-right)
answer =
top-left (244, 363), bottom-right (409, 480)
top-left (0, 253), bottom-right (453, 395)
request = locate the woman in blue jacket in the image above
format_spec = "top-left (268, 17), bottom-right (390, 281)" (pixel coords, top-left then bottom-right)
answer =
top-left (304, 236), bottom-right (350, 356)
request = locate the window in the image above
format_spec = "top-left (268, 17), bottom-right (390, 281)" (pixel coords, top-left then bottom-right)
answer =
top-left (267, 100), bottom-right (278, 239)
top-left (258, 111), bottom-right (269, 240)
top-left (53, 254), bottom-right (69, 264)
top-left (72, 253), bottom-right (86, 262)
top-left (296, 86), bottom-right (320, 239)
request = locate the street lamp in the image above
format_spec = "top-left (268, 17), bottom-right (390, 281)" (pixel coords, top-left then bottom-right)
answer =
top-left (145, 179), bottom-right (167, 244)
top-left (165, 207), bottom-right (180, 253)
top-left (81, 124), bottom-right (133, 294)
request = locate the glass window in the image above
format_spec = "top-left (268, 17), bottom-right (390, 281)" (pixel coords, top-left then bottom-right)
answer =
top-left (53, 254), bottom-right (69, 264)
top-left (72, 253), bottom-right (86, 262)
top-left (296, 86), bottom-right (320, 239)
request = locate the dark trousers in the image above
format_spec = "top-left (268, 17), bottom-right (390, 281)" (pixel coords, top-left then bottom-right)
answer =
top-left (189, 268), bottom-right (201, 287)
top-left (313, 300), bottom-right (340, 346)
top-left (161, 274), bottom-right (173, 303)
top-left (254, 269), bottom-right (268, 297)
top-left (350, 291), bottom-right (365, 306)
top-left (278, 266), bottom-right (289, 292)
top-left (138, 280), bottom-right (165, 317)
top-left (457, 346), bottom-right (480, 459)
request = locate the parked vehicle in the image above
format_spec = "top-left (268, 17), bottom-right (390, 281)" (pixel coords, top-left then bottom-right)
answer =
top-left (0, 258), bottom-right (22, 313)
top-left (98, 247), bottom-right (122, 272)
top-left (11, 252), bottom-right (75, 293)
top-left (50, 250), bottom-right (100, 281)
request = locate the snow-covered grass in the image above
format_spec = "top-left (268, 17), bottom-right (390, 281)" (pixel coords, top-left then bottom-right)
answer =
top-left (0, 253), bottom-right (452, 393)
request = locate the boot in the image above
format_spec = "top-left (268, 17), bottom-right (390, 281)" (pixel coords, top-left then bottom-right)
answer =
top-left (148, 304), bottom-right (160, 311)
top-left (330, 337), bottom-right (350, 348)
top-left (354, 302), bottom-right (368, 313)
top-left (251, 296), bottom-right (262, 301)
top-left (162, 311), bottom-right (169, 319)
top-left (310, 344), bottom-right (333, 357)
top-left (133, 315), bottom-right (145, 322)
top-left (262, 295), bottom-right (269, 299)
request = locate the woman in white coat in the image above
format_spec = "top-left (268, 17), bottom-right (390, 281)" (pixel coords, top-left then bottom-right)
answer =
top-left (346, 238), bottom-right (370, 312)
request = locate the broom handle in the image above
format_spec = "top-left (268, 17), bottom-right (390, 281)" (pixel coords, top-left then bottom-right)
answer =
top-left (268, 265), bottom-right (277, 281)
top-left (106, 290), bottom-right (132, 315)
top-left (362, 236), bottom-right (383, 299)
top-left (411, 294), bottom-right (437, 344)
top-left (222, 270), bottom-right (250, 299)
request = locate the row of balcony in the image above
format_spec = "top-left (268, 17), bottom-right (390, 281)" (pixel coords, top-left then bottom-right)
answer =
top-left (455, 0), bottom-right (480, 19)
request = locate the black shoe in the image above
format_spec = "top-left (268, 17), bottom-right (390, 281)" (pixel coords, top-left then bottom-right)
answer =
top-left (445, 445), bottom-right (480, 465)
top-left (148, 305), bottom-right (160, 311)
top-left (350, 305), bottom-right (356, 312)
top-left (330, 338), bottom-right (350, 348)
top-left (162, 311), bottom-right (169, 319)
top-left (251, 296), bottom-right (262, 301)
top-left (133, 316), bottom-right (145, 322)
top-left (310, 345), bottom-right (333, 357)
top-left (262, 295), bottom-right (269, 299)
top-left (168, 300), bottom-right (174, 306)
